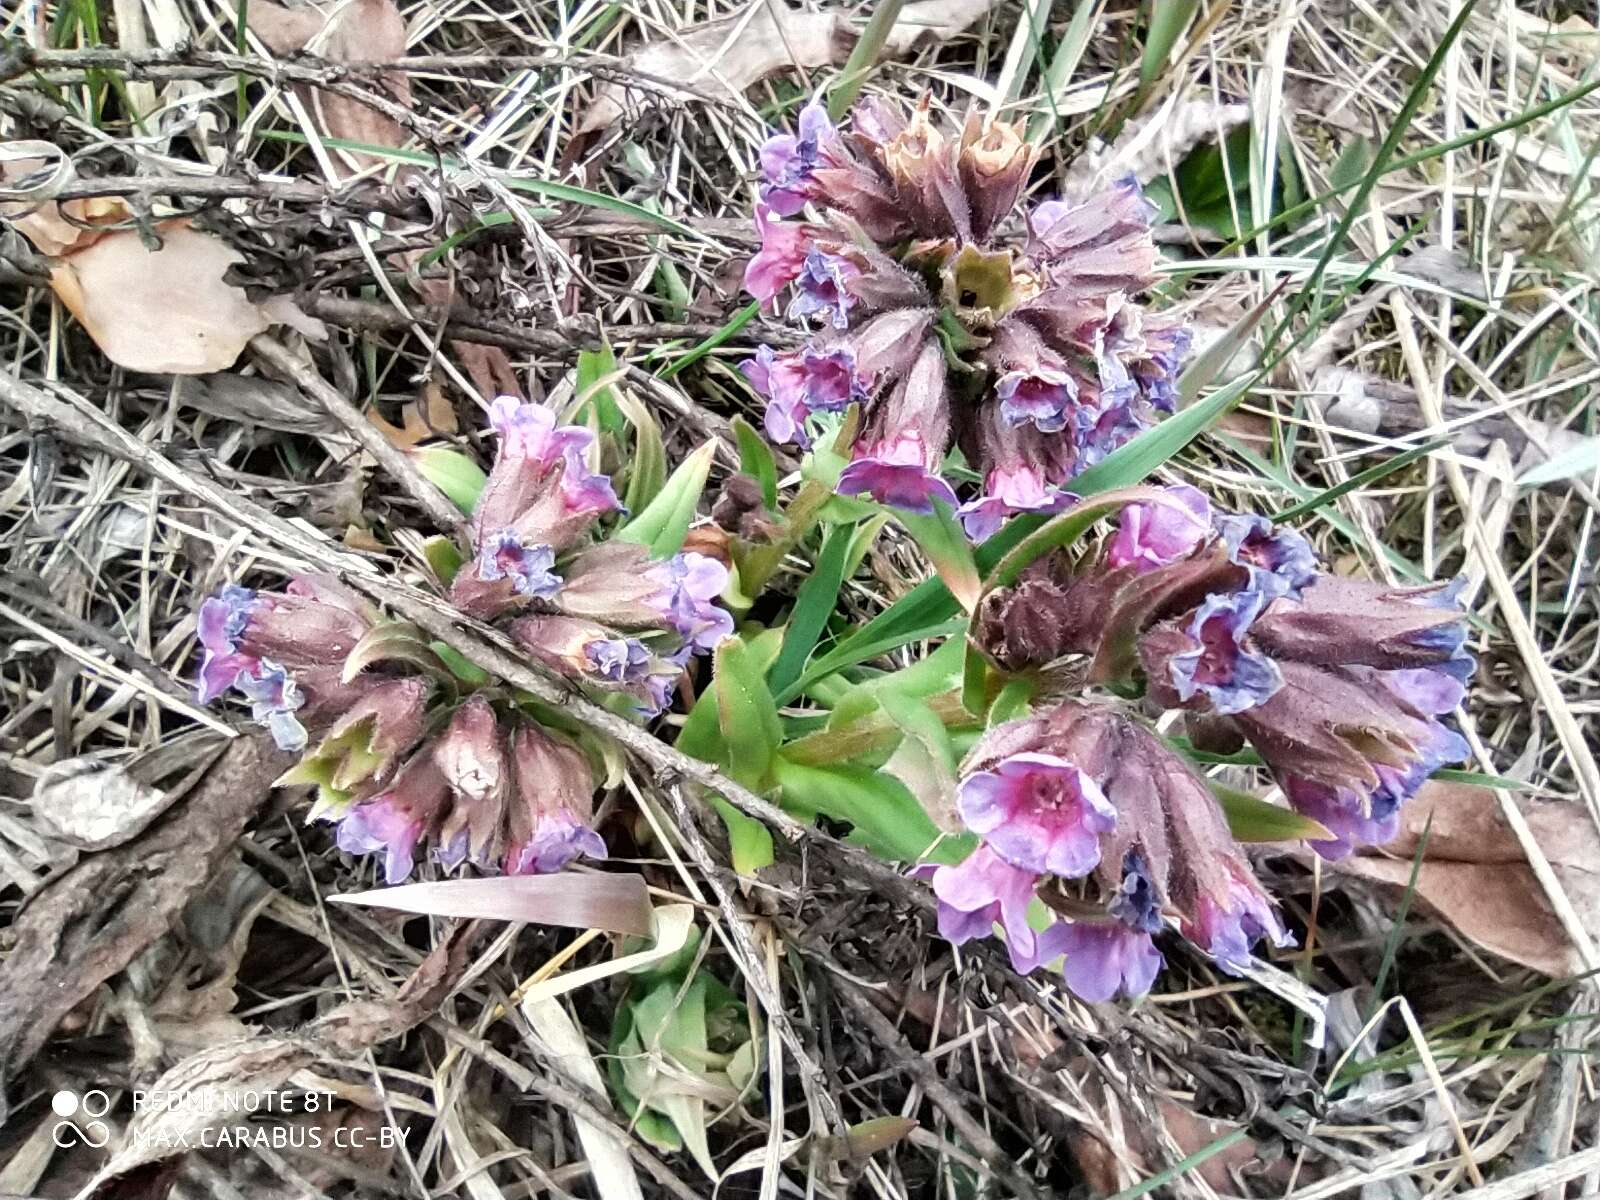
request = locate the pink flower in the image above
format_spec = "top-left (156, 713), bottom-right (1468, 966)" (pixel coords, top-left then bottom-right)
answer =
top-left (1105, 485), bottom-right (1212, 573)
top-left (838, 432), bottom-right (959, 514)
top-left (928, 846), bottom-right (1072, 974)
top-left (958, 463), bottom-right (1076, 542)
top-left (758, 97), bottom-right (835, 216)
top-left (995, 366), bottom-right (1078, 433)
top-left (957, 752), bottom-right (1116, 877)
top-left (744, 204), bottom-right (811, 303)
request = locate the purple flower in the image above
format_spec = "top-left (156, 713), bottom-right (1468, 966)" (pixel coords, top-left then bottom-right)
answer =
top-left (995, 367), bottom-right (1078, 433)
top-left (1133, 323), bottom-right (1190, 413)
top-left (742, 344), bottom-right (868, 446)
top-left (758, 97), bottom-right (835, 216)
top-left (787, 249), bottom-right (859, 329)
top-left (235, 659), bottom-right (307, 751)
top-left (1180, 862), bottom-right (1293, 973)
top-left (1105, 485), bottom-right (1212, 573)
top-left (488, 395), bottom-right (591, 470)
top-left (476, 531), bottom-right (564, 598)
top-left (957, 752), bottom-right (1117, 878)
top-left (471, 400), bottom-right (620, 560)
top-left (958, 465), bottom-right (1076, 542)
top-left (332, 751), bottom-right (450, 884)
top-left (1215, 514), bottom-right (1318, 600)
top-left (585, 636), bottom-right (654, 683)
top-left (653, 551), bottom-right (735, 653)
top-left (1167, 591), bottom-right (1284, 715)
top-left (744, 204), bottom-right (811, 304)
top-left (504, 724), bottom-right (605, 874)
top-left (196, 584), bottom-right (259, 702)
top-left (338, 796), bottom-right (425, 885)
top-left (928, 845), bottom-right (1072, 974)
top-left (838, 432), bottom-right (958, 514)
top-left (1055, 922), bottom-right (1164, 1003)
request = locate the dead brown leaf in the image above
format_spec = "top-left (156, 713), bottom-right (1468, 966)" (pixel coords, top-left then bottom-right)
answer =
top-left (1331, 782), bottom-right (1600, 978)
top-left (2, 154), bottom-right (323, 373)
top-left (366, 380), bottom-right (459, 450)
top-left (247, 0), bottom-right (411, 176)
top-left (579, 0), bottom-right (1002, 134)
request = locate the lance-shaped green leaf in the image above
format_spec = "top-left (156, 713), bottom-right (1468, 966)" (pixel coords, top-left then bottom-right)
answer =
top-left (1207, 780), bottom-right (1335, 844)
top-left (768, 522), bottom-right (855, 695)
top-left (411, 445), bottom-right (489, 515)
top-left (731, 414), bottom-right (778, 509)
top-left (615, 439), bottom-right (715, 557)
top-left (897, 499), bottom-right (982, 614)
top-left (573, 341), bottom-right (626, 432)
top-left (770, 756), bottom-right (943, 862)
top-left (715, 637), bottom-right (783, 791)
top-left (615, 389), bottom-right (668, 514)
top-left (877, 688), bottom-right (963, 835)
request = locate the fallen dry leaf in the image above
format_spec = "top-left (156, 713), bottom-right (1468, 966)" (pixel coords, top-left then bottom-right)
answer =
top-left (1331, 782), bottom-right (1600, 978)
top-left (366, 380), bottom-right (459, 450)
top-left (2, 153), bottom-right (324, 373)
top-left (580, 0), bottom-right (1002, 134)
top-left (31, 761), bottom-right (174, 851)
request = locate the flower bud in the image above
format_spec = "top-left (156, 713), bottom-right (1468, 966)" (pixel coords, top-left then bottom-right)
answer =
top-left (958, 115), bottom-right (1036, 241)
top-left (504, 723), bottom-right (605, 874)
top-left (277, 676), bottom-right (431, 813)
top-left (1105, 486), bottom-right (1211, 573)
top-left (880, 101), bottom-right (971, 240)
top-left (432, 695), bottom-right (509, 863)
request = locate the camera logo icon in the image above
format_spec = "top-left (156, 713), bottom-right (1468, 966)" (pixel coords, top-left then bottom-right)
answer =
top-left (51, 1090), bottom-right (112, 1149)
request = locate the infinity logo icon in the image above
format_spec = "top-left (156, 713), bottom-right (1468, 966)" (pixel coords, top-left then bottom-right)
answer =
top-left (51, 1090), bottom-right (112, 1149)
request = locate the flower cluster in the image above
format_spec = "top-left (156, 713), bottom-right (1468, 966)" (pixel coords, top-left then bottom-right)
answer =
top-left (741, 95), bottom-right (1188, 540)
top-left (929, 701), bottom-right (1292, 1001)
top-left (194, 397), bottom-right (735, 882)
top-left (975, 486), bottom-right (1474, 860)
top-left (938, 488), bottom-right (1474, 998)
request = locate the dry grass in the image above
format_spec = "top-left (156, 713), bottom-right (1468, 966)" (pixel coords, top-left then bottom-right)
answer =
top-left (2, 0), bottom-right (1599, 1197)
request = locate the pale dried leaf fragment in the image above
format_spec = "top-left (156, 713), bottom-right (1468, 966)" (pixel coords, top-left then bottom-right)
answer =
top-left (32, 761), bottom-right (172, 851)
top-left (579, 0), bottom-right (1002, 133)
top-left (330, 872), bottom-right (654, 936)
top-left (1331, 782), bottom-right (1600, 978)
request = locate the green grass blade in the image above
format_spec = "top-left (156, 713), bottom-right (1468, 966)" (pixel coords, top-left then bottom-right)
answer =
top-left (769, 523), bottom-right (855, 695)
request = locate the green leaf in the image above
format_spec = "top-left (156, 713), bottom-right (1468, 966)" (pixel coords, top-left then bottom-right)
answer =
top-left (258, 131), bottom-right (713, 243)
top-left (411, 446), bottom-right (487, 515)
top-left (1328, 135), bottom-right (1376, 193)
top-left (771, 756), bottom-right (942, 862)
top-left (615, 439), bottom-right (716, 556)
top-left (659, 300), bottom-right (761, 380)
top-left (732, 415), bottom-right (779, 509)
top-left (420, 535), bottom-right (465, 588)
top-left (1208, 781), bottom-right (1335, 844)
top-left (615, 391), bottom-right (669, 515)
top-left (574, 341), bottom-right (625, 432)
top-left (898, 500), bottom-right (982, 613)
top-left (429, 640), bottom-right (491, 687)
top-left (715, 638), bottom-right (784, 790)
top-left (1139, 0), bottom-right (1200, 87)
top-left (768, 523), bottom-right (855, 695)
top-left (342, 621), bottom-right (451, 684)
top-left (710, 795), bottom-right (775, 874)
